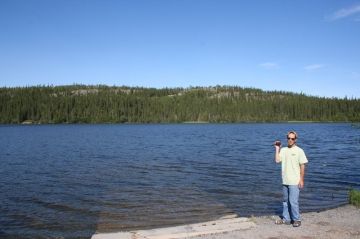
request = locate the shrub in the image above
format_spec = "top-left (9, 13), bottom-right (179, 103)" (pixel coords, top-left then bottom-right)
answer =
top-left (349, 189), bottom-right (360, 207)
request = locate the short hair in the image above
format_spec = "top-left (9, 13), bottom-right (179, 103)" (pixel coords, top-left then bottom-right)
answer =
top-left (287, 131), bottom-right (298, 139)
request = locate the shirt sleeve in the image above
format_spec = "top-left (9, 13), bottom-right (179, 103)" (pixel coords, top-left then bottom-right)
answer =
top-left (299, 148), bottom-right (308, 164)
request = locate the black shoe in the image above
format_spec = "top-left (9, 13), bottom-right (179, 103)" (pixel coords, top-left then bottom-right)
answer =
top-left (275, 219), bottom-right (291, 225)
top-left (293, 221), bottom-right (301, 227)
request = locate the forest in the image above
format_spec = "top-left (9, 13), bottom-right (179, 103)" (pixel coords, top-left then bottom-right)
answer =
top-left (0, 85), bottom-right (359, 124)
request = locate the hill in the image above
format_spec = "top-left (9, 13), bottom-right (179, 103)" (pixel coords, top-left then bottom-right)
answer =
top-left (0, 85), bottom-right (359, 123)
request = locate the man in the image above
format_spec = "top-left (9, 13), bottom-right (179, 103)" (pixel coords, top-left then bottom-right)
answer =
top-left (274, 131), bottom-right (308, 227)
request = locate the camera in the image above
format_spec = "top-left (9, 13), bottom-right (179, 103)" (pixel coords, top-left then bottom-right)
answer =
top-left (274, 140), bottom-right (281, 146)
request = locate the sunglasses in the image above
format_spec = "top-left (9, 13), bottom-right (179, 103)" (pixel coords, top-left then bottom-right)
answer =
top-left (287, 137), bottom-right (296, 140)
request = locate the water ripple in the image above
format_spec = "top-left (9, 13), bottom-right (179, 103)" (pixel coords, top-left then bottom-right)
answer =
top-left (0, 123), bottom-right (360, 238)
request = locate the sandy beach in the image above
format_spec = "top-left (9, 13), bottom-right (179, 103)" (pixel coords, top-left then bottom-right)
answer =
top-left (92, 204), bottom-right (360, 239)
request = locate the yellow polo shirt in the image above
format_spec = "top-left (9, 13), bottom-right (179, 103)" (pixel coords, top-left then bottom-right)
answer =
top-left (279, 145), bottom-right (308, 185)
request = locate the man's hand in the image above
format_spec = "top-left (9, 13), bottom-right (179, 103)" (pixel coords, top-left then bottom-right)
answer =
top-left (298, 179), bottom-right (304, 189)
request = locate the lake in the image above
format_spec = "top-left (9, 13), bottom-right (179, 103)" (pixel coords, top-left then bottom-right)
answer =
top-left (1, 123), bottom-right (359, 238)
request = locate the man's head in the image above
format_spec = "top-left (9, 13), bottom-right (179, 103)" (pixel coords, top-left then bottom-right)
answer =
top-left (287, 131), bottom-right (297, 147)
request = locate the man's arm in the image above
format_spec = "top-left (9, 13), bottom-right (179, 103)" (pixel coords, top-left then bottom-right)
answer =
top-left (298, 164), bottom-right (306, 188)
top-left (275, 145), bottom-right (281, 163)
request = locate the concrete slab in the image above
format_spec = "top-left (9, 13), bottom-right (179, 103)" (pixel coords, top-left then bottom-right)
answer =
top-left (91, 232), bottom-right (133, 239)
top-left (92, 205), bottom-right (360, 239)
top-left (91, 216), bottom-right (256, 239)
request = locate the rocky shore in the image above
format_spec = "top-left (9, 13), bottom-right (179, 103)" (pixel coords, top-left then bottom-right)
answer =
top-left (92, 204), bottom-right (360, 239)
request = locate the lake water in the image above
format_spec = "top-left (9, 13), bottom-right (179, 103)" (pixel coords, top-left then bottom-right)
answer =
top-left (1, 123), bottom-right (360, 238)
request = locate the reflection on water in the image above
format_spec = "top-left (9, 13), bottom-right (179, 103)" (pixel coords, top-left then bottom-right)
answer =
top-left (0, 123), bottom-right (359, 238)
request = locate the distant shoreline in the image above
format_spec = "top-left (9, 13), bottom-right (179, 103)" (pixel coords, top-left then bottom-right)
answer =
top-left (10, 120), bottom-right (360, 125)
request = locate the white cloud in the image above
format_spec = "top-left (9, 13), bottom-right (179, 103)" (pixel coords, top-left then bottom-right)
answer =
top-left (304, 64), bottom-right (325, 71)
top-left (259, 62), bottom-right (279, 70)
top-left (328, 4), bottom-right (360, 21)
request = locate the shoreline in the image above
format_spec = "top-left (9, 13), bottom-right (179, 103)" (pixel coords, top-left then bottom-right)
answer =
top-left (92, 204), bottom-right (360, 239)
top-left (2, 121), bottom-right (357, 125)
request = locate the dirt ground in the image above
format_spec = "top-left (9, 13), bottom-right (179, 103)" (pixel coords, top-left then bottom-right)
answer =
top-left (191, 204), bottom-right (360, 239)
top-left (92, 204), bottom-right (360, 239)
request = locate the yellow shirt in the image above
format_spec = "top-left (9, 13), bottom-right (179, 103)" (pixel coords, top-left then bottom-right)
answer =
top-left (279, 145), bottom-right (308, 185)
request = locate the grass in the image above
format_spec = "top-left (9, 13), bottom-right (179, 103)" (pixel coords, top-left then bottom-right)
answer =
top-left (349, 189), bottom-right (360, 207)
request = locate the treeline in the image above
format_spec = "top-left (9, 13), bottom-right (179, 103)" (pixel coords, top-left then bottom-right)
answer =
top-left (0, 85), bottom-right (359, 123)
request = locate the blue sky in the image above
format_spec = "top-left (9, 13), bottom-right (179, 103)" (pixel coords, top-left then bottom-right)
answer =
top-left (1, 0), bottom-right (360, 98)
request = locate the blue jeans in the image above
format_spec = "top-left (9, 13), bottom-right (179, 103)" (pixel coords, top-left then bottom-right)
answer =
top-left (282, 185), bottom-right (300, 222)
